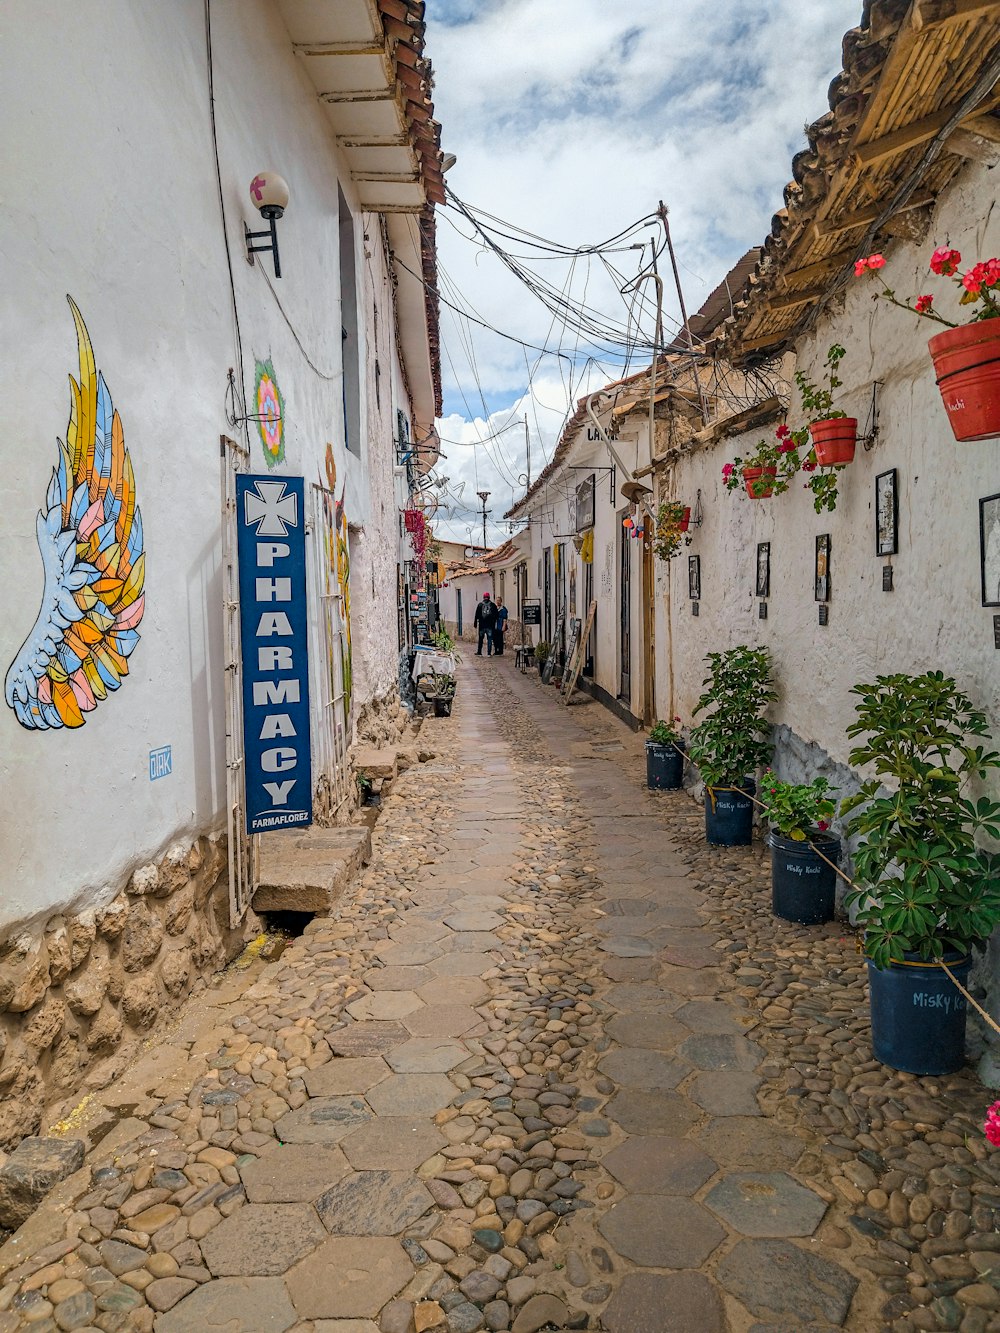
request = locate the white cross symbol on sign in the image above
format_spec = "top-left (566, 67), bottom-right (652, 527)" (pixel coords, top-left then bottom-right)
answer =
top-left (244, 480), bottom-right (299, 536)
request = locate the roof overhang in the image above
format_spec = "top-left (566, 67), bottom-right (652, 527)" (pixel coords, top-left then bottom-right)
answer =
top-left (277, 0), bottom-right (445, 212)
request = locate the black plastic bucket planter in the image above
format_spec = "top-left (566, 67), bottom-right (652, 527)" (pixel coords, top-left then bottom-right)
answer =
top-left (767, 830), bottom-right (840, 924)
top-left (705, 782), bottom-right (755, 846)
top-left (867, 951), bottom-right (970, 1075)
top-left (646, 741), bottom-right (684, 790)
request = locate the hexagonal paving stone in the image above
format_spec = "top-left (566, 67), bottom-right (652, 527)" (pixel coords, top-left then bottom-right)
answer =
top-left (604, 984), bottom-right (682, 1013)
top-left (658, 964), bottom-right (724, 996)
top-left (679, 1033), bottom-right (763, 1071)
top-left (598, 936), bottom-right (657, 958)
top-left (304, 1058), bottom-right (391, 1098)
top-left (386, 1037), bottom-right (468, 1073)
top-left (347, 991), bottom-right (424, 1022)
top-left (328, 1023), bottom-right (410, 1058)
top-left (706, 1172), bottom-right (828, 1237)
top-left (286, 1236), bottom-right (412, 1319)
top-left (403, 1005), bottom-right (479, 1038)
top-left (598, 1196), bottom-right (724, 1268)
top-left (595, 915), bottom-right (659, 938)
top-left (598, 1048), bottom-right (688, 1089)
top-left (443, 910), bottom-right (504, 931)
top-left (387, 920), bottom-right (449, 944)
top-left (605, 1012), bottom-right (690, 1051)
top-left (602, 898), bottom-right (654, 917)
top-left (200, 1204), bottom-right (326, 1276)
top-left (429, 952), bottom-right (496, 977)
top-left (447, 932), bottom-right (502, 952)
top-left (605, 1090), bottom-right (700, 1137)
top-left (693, 1116), bottom-right (809, 1171)
top-left (604, 1136), bottom-right (718, 1196)
top-left (716, 1238), bottom-right (858, 1325)
top-left (659, 943), bottom-right (719, 969)
top-left (601, 1273), bottom-right (725, 1333)
top-left (417, 976), bottom-right (489, 1007)
top-left (642, 904), bottom-right (706, 930)
top-left (275, 1097), bottom-right (373, 1144)
top-left (363, 966), bottom-right (433, 991)
top-left (675, 999), bottom-right (749, 1035)
top-left (315, 1170), bottom-right (433, 1236)
top-left (456, 893), bottom-right (508, 911)
top-left (689, 1072), bottom-right (763, 1117)
top-left (366, 1073), bottom-right (457, 1117)
top-left (241, 1144), bottom-right (350, 1202)
top-left (373, 942), bottom-right (445, 967)
top-left (341, 1118), bottom-right (446, 1171)
top-left (155, 1277), bottom-right (297, 1333)
top-left (603, 958), bottom-right (659, 983)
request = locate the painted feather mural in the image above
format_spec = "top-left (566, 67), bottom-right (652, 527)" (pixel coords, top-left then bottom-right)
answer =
top-left (4, 298), bottom-right (144, 730)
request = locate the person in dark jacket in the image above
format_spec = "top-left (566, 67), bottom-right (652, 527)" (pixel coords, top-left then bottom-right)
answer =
top-left (492, 597), bottom-right (509, 655)
top-left (473, 592), bottom-right (497, 656)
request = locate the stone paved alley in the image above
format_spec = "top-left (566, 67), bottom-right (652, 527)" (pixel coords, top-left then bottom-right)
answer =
top-left (3, 657), bottom-right (1000, 1333)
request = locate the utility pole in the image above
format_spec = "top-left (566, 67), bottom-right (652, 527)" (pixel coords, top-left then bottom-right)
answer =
top-left (524, 415), bottom-right (530, 491)
top-left (477, 490), bottom-right (490, 551)
top-left (658, 199), bottom-right (709, 426)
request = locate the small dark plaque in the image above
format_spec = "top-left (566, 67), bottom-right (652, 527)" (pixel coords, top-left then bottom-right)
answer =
top-left (691, 601), bottom-right (700, 616)
top-left (758, 601), bottom-right (768, 619)
top-left (522, 599), bottom-right (542, 626)
top-left (818, 604), bottom-right (829, 626)
top-left (882, 565), bottom-right (893, 592)
top-left (994, 615), bottom-right (1000, 649)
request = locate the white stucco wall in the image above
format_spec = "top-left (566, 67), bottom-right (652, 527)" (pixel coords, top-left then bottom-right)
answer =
top-left (0, 0), bottom-right (417, 931)
top-left (660, 160), bottom-right (1000, 783)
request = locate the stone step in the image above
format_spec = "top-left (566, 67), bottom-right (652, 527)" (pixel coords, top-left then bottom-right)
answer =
top-left (353, 746), bottom-right (398, 781)
top-left (252, 825), bottom-right (371, 914)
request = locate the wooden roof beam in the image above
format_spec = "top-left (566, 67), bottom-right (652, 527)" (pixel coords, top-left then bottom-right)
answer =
top-left (856, 93), bottom-right (1000, 165)
top-left (911, 0), bottom-right (1000, 29)
top-left (963, 112), bottom-right (1000, 144)
top-left (814, 189), bottom-right (935, 237)
top-left (945, 126), bottom-right (1000, 164)
top-left (779, 249), bottom-right (857, 286)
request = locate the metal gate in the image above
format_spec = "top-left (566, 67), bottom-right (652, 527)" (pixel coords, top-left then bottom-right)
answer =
top-left (222, 435), bottom-right (256, 927)
top-left (310, 482), bottom-right (352, 823)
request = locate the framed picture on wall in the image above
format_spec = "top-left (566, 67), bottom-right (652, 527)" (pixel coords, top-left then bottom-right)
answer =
top-left (756, 542), bottom-right (770, 599)
top-left (876, 469), bottom-right (898, 557)
top-left (815, 534), bottom-right (830, 603)
top-left (981, 492), bottom-right (1000, 607)
top-left (688, 554), bottom-right (701, 600)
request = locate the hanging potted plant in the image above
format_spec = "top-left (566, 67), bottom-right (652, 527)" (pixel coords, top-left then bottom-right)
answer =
top-left (759, 775), bottom-right (840, 925)
top-left (688, 646), bottom-right (776, 846)
top-left (841, 671), bottom-right (1000, 1076)
top-left (795, 343), bottom-right (857, 465)
top-left (652, 502), bottom-right (692, 559)
top-left (722, 436), bottom-right (788, 499)
top-left (646, 717), bottom-right (685, 790)
top-left (855, 248), bottom-right (1000, 441)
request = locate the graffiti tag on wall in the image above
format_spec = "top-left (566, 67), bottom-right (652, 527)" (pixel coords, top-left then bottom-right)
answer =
top-left (323, 445), bottom-right (352, 724)
top-left (5, 298), bottom-right (145, 730)
top-left (255, 359), bottom-right (285, 468)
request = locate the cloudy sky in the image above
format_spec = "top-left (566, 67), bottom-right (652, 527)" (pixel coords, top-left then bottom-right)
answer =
top-left (423, 0), bottom-right (862, 544)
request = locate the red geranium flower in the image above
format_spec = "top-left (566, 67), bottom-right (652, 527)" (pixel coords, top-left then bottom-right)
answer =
top-left (722, 463), bottom-right (734, 482)
top-left (914, 295), bottom-right (934, 314)
top-left (930, 246), bottom-right (961, 276)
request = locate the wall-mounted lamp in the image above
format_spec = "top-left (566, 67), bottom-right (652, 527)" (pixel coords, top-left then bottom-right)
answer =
top-left (245, 172), bottom-right (289, 279)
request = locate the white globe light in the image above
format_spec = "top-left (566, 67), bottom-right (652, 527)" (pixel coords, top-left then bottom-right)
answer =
top-left (249, 172), bottom-right (289, 219)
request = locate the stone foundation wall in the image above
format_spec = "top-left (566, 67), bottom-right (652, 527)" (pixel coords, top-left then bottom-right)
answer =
top-left (0, 833), bottom-right (256, 1151)
top-left (354, 687), bottom-right (409, 748)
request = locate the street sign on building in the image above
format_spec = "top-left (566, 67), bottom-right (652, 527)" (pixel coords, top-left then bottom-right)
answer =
top-left (236, 475), bottom-right (312, 835)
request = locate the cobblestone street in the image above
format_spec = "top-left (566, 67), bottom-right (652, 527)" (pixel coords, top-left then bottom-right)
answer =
top-left (5, 656), bottom-right (1000, 1332)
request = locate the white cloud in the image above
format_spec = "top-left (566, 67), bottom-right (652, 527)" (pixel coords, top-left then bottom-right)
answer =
top-left (424, 0), bottom-right (862, 540)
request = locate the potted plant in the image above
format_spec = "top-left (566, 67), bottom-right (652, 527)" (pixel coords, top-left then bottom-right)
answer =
top-left (533, 641), bottom-right (551, 670)
top-left (688, 646), bottom-right (776, 845)
top-left (652, 502), bottom-right (692, 559)
top-left (759, 774), bottom-right (840, 924)
top-left (646, 717), bottom-right (685, 790)
top-left (855, 247), bottom-right (1000, 441)
top-left (841, 671), bottom-right (1000, 1075)
top-left (722, 435), bottom-right (788, 499)
top-left (795, 344), bottom-right (857, 465)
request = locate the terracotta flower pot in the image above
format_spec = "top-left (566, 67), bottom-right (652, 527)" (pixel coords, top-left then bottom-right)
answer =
top-left (928, 321), bottom-right (1000, 442)
top-left (743, 466), bottom-right (776, 499)
top-left (809, 417), bottom-right (857, 465)
top-left (678, 507), bottom-right (691, 532)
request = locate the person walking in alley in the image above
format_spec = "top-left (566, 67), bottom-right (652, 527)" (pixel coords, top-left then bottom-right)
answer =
top-left (474, 591), bottom-right (497, 656)
top-left (493, 597), bottom-right (509, 656)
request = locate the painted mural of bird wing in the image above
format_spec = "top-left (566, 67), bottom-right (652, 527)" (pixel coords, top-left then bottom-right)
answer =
top-left (4, 297), bottom-right (144, 731)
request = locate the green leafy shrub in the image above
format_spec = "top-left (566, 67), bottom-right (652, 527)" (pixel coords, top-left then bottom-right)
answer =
top-left (760, 773), bottom-right (837, 840)
top-left (841, 671), bottom-right (1000, 969)
top-left (687, 646), bottom-right (776, 788)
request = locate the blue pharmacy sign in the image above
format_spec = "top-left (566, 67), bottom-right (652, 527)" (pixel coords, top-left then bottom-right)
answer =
top-left (236, 475), bottom-right (313, 834)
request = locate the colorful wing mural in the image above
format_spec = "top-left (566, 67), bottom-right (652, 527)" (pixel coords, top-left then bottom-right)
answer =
top-left (4, 298), bottom-right (144, 731)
